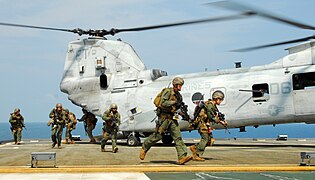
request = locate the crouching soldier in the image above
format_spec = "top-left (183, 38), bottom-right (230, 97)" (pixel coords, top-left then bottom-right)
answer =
top-left (64, 111), bottom-right (77, 144)
top-left (79, 109), bottom-right (97, 143)
top-left (48, 103), bottom-right (67, 149)
top-left (9, 108), bottom-right (25, 145)
top-left (190, 90), bottom-right (228, 161)
top-left (101, 103), bottom-right (120, 153)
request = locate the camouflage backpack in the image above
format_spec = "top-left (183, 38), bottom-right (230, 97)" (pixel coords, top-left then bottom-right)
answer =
top-left (153, 88), bottom-right (167, 108)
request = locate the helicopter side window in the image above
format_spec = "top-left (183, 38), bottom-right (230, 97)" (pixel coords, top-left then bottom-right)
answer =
top-left (293, 72), bottom-right (315, 90)
top-left (100, 73), bottom-right (108, 89)
top-left (252, 83), bottom-right (269, 102)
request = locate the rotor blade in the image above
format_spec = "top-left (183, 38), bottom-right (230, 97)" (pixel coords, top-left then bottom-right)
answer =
top-left (209, 1), bottom-right (315, 30)
top-left (231, 35), bottom-right (315, 52)
top-left (0, 22), bottom-right (73, 33)
top-left (108, 12), bottom-right (254, 35)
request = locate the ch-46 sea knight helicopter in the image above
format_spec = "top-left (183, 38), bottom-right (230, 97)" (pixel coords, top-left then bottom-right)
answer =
top-left (2, 1), bottom-right (315, 146)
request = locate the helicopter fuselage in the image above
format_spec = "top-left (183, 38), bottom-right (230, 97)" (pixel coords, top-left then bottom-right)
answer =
top-left (60, 38), bottom-right (315, 142)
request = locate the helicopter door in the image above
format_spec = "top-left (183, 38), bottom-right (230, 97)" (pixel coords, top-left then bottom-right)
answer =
top-left (292, 72), bottom-right (315, 115)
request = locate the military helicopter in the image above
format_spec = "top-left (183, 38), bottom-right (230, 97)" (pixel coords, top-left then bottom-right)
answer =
top-left (1, 1), bottom-right (315, 146)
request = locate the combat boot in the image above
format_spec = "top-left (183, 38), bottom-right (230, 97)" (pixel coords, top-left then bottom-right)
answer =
top-left (70, 140), bottom-right (75, 144)
top-left (63, 139), bottom-right (69, 144)
top-left (178, 156), bottom-right (192, 165)
top-left (113, 147), bottom-right (118, 153)
top-left (139, 148), bottom-right (146, 160)
top-left (194, 156), bottom-right (205, 161)
top-left (52, 142), bottom-right (56, 148)
top-left (101, 148), bottom-right (105, 152)
top-left (17, 142), bottom-right (21, 145)
top-left (90, 139), bottom-right (96, 144)
top-left (209, 138), bottom-right (215, 146)
top-left (189, 145), bottom-right (197, 158)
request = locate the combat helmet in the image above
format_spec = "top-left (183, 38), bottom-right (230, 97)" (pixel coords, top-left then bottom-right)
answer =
top-left (110, 103), bottom-right (118, 109)
top-left (172, 77), bottom-right (184, 86)
top-left (212, 90), bottom-right (225, 100)
top-left (14, 108), bottom-right (20, 113)
top-left (56, 103), bottom-right (62, 108)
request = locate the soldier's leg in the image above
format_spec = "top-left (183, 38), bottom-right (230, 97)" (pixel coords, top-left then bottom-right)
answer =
top-left (112, 129), bottom-right (118, 152)
top-left (169, 121), bottom-right (188, 160)
top-left (142, 119), bottom-right (168, 152)
top-left (51, 127), bottom-right (57, 147)
top-left (209, 132), bottom-right (215, 146)
top-left (69, 129), bottom-right (73, 141)
top-left (57, 125), bottom-right (63, 147)
top-left (101, 130), bottom-right (110, 150)
top-left (17, 128), bottom-right (22, 143)
top-left (87, 124), bottom-right (96, 142)
top-left (196, 132), bottom-right (210, 156)
top-left (12, 129), bottom-right (17, 144)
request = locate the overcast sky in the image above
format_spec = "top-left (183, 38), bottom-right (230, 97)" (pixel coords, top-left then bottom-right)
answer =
top-left (0, 0), bottom-right (314, 123)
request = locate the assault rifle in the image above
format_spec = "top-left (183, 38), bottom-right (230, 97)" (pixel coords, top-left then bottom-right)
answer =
top-left (216, 111), bottom-right (230, 134)
top-left (178, 102), bottom-right (190, 121)
top-left (110, 117), bottom-right (119, 129)
top-left (174, 92), bottom-right (191, 121)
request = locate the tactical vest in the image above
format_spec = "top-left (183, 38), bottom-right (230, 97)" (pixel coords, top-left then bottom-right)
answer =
top-left (10, 114), bottom-right (24, 128)
top-left (160, 88), bottom-right (178, 114)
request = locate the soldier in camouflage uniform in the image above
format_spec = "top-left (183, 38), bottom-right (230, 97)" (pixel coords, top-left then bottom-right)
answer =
top-left (189, 90), bottom-right (228, 161)
top-left (47, 103), bottom-right (67, 148)
top-left (9, 108), bottom-right (25, 145)
top-left (64, 111), bottom-right (77, 144)
top-left (140, 77), bottom-right (192, 165)
top-left (101, 103), bottom-right (120, 153)
top-left (79, 109), bottom-right (97, 143)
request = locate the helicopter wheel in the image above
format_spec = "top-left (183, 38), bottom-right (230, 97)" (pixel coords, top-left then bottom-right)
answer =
top-left (127, 135), bottom-right (140, 146)
top-left (162, 134), bottom-right (173, 145)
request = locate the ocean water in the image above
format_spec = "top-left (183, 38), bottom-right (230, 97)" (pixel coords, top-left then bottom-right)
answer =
top-left (1, 122), bottom-right (315, 141)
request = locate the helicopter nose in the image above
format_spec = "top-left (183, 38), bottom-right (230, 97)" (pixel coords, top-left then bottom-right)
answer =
top-left (60, 80), bottom-right (71, 94)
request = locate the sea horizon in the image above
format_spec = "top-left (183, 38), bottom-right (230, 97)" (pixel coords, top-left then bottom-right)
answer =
top-left (1, 122), bottom-right (315, 141)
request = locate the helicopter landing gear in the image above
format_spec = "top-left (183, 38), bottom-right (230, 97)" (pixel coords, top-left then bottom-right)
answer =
top-left (162, 134), bottom-right (173, 145)
top-left (127, 134), bottom-right (141, 146)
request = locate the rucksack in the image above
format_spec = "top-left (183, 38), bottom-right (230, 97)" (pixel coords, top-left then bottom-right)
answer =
top-left (154, 88), bottom-right (166, 107)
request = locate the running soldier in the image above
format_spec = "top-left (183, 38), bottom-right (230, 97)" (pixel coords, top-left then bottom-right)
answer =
top-left (78, 109), bottom-right (97, 143)
top-left (47, 103), bottom-right (67, 148)
top-left (9, 108), bottom-right (25, 145)
top-left (101, 103), bottom-right (120, 153)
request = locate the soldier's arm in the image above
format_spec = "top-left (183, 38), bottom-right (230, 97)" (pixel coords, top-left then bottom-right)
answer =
top-left (161, 89), bottom-right (175, 107)
top-left (117, 113), bottom-right (121, 126)
top-left (9, 115), bottom-right (15, 123)
top-left (21, 115), bottom-right (25, 123)
top-left (205, 104), bottom-right (218, 123)
top-left (102, 110), bottom-right (111, 121)
top-left (49, 109), bottom-right (55, 119)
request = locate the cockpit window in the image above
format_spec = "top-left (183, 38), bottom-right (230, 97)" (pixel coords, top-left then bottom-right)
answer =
top-left (293, 72), bottom-right (315, 90)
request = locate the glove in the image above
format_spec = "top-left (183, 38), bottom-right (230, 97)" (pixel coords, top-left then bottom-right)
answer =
top-left (47, 120), bottom-right (54, 126)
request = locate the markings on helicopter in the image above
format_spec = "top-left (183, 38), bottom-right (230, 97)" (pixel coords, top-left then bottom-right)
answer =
top-left (182, 82), bottom-right (211, 91)
top-left (266, 105), bottom-right (284, 116)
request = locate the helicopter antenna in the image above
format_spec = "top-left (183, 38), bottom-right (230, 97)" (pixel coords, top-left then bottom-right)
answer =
top-left (0, 12), bottom-right (253, 37)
